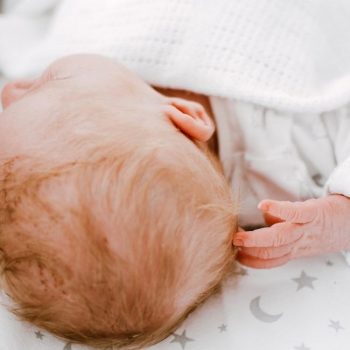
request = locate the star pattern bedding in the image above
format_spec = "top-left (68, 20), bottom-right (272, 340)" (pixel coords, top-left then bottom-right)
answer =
top-left (0, 253), bottom-right (349, 350)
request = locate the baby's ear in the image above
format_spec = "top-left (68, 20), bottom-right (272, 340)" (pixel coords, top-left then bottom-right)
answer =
top-left (163, 97), bottom-right (215, 142)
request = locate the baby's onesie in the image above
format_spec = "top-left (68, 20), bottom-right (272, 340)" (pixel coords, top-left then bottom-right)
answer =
top-left (211, 98), bottom-right (350, 226)
top-left (211, 97), bottom-right (350, 262)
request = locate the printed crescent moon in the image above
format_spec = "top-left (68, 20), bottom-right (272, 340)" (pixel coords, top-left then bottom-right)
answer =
top-left (249, 296), bottom-right (283, 323)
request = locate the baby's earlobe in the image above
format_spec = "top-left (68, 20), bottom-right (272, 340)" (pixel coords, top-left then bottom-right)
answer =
top-left (163, 97), bottom-right (215, 142)
top-left (1, 79), bottom-right (36, 109)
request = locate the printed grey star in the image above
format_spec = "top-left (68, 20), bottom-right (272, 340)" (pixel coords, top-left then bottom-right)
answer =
top-left (234, 267), bottom-right (248, 276)
top-left (35, 331), bottom-right (44, 340)
top-left (294, 343), bottom-right (310, 350)
top-left (170, 330), bottom-right (194, 349)
top-left (292, 270), bottom-right (317, 291)
top-left (326, 260), bottom-right (333, 266)
top-left (63, 343), bottom-right (72, 350)
top-left (329, 320), bottom-right (344, 332)
top-left (218, 324), bottom-right (227, 332)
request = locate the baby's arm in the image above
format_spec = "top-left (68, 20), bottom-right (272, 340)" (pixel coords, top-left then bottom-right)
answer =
top-left (233, 195), bottom-right (350, 268)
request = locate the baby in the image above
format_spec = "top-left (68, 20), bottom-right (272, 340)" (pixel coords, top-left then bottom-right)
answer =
top-left (0, 54), bottom-right (238, 349)
top-left (2, 53), bottom-right (350, 349)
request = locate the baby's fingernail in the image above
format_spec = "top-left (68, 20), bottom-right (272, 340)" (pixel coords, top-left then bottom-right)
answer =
top-left (233, 239), bottom-right (244, 246)
top-left (258, 202), bottom-right (268, 211)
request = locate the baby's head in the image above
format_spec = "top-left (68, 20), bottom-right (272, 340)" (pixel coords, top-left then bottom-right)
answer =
top-left (0, 54), bottom-right (238, 349)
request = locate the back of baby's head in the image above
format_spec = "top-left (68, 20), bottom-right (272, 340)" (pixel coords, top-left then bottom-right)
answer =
top-left (0, 114), bottom-right (237, 349)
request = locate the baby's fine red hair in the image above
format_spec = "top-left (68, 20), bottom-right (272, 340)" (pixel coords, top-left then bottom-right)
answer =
top-left (0, 109), bottom-right (237, 349)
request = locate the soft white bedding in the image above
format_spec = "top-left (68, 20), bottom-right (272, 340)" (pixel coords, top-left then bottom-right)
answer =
top-left (0, 253), bottom-right (350, 350)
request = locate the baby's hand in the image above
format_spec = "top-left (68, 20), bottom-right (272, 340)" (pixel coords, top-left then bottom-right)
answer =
top-left (233, 195), bottom-right (350, 269)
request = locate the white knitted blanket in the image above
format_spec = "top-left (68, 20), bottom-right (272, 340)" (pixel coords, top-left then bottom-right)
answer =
top-left (1, 0), bottom-right (350, 113)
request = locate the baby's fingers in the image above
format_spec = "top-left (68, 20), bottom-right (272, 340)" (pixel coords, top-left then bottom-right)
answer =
top-left (259, 199), bottom-right (317, 224)
top-left (237, 251), bottom-right (291, 269)
top-left (239, 243), bottom-right (293, 260)
top-left (233, 222), bottom-right (304, 247)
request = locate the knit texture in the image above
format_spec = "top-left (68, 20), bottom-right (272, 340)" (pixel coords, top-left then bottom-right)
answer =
top-left (1, 0), bottom-right (350, 112)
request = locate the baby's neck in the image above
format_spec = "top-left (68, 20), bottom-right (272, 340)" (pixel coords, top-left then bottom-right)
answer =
top-left (154, 87), bottom-right (218, 154)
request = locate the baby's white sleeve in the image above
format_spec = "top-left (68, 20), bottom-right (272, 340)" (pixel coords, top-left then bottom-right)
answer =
top-left (324, 156), bottom-right (350, 266)
top-left (324, 156), bottom-right (350, 197)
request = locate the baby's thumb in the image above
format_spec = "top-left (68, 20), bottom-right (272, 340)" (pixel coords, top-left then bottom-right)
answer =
top-left (258, 199), bottom-right (315, 224)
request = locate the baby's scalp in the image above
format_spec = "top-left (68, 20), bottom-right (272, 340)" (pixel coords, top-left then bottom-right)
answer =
top-left (0, 54), bottom-right (238, 349)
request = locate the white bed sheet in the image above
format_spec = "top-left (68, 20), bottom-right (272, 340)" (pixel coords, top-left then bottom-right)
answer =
top-left (0, 252), bottom-right (349, 350)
